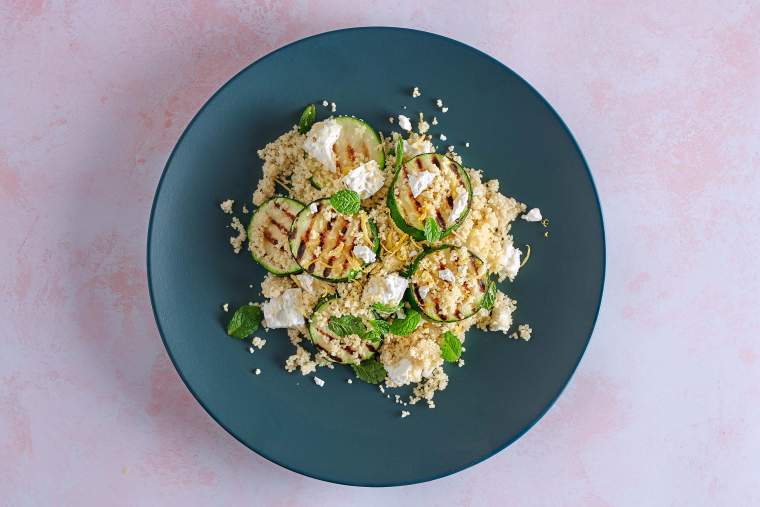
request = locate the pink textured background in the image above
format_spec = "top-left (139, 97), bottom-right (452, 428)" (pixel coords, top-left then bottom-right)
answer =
top-left (2, 1), bottom-right (759, 504)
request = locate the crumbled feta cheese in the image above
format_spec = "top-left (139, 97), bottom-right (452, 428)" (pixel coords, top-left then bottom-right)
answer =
top-left (262, 288), bottom-right (304, 328)
top-left (418, 286), bottom-right (431, 299)
top-left (435, 99), bottom-right (443, 107)
top-left (255, 368), bottom-right (261, 375)
top-left (447, 145), bottom-right (455, 152)
top-left (347, 379), bottom-right (353, 384)
top-left (220, 199), bottom-right (234, 214)
top-left (304, 119), bottom-right (342, 172)
top-left (521, 208), bottom-right (543, 222)
top-left (322, 100), bottom-right (329, 107)
top-left (222, 303), bottom-right (229, 312)
top-left (411, 86), bottom-right (421, 97)
top-left (363, 272), bottom-right (408, 306)
top-left (447, 189), bottom-right (468, 226)
top-left (330, 102), bottom-right (336, 112)
top-left (441, 107), bottom-right (449, 113)
top-left (396, 308), bottom-right (406, 319)
top-left (352, 245), bottom-right (377, 264)
top-left (249, 347), bottom-right (255, 354)
top-left (457, 358), bottom-right (465, 367)
top-left (295, 273), bottom-right (315, 294)
top-left (397, 115), bottom-right (412, 131)
top-left (465, 141), bottom-right (470, 148)
top-left (438, 268), bottom-right (456, 283)
top-left (408, 170), bottom-right (436, 198)
top-left (403, 138), bottom-right (434, 159)
top-left (389, 116), bottom-right (395, 124)
top-left (308, 202), bottom-right (319, 214)
top-left (314, 376), bottom-right (325, 387)
top-left (439, 133), bottom-right (447, 141)
top-left (500, 243), bottom-right (522, 280)
top-left (401, 410), bottom-right (411, 418)
top-left (409, 250), bottom-right (419, 258)
top-left (379, 384), bottom-right (385, 394)
top-left (343, 159), bottom-right (384, 198)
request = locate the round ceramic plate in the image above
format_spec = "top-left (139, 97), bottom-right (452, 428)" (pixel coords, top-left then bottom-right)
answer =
top-left (148, 27), bottom-right (604, 486)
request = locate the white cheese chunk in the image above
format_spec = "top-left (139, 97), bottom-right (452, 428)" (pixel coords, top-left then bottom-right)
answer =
top-left (262, 288), bottom-right (304, 328)
top-left (304, 119), bottom-right (341, 172)
top-left (417, 286), bottom-right (431, 299)
top-left (500, 243), bottom-right (522, 280)
top-left (362, 272), bottom-right (409, 306)
top-left (408, 170), bottom-right (436, 198)
top-left (308, 202), bottom-right (319, 214)
top-left (314, 376), bottom-right (325, 387)
top-left (352, 245), bottom-right (377, 264)
top-left (521, 208), bottom-right (542, 222)
top-left (343, 160), bottom-right (384, 199)
top-left (397, 115), bottom-right (412, 131)
top-left (447, 187), bottom-right (468, 225)
top-left (438, 268), bottom-right (456, 283)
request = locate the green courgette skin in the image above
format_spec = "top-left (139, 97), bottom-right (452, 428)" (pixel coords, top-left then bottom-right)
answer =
top-left (307, 294), bottom-right (378, 364)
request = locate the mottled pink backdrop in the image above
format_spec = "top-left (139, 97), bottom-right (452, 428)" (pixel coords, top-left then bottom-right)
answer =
top-left (2, 1), bottom-right (759, 505)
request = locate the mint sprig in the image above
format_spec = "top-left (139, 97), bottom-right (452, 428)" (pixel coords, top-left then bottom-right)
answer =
top-left (331, 189), bottom-right (361, 215)
top-left (440, 331), bottom-right (462, 362)
top-left (481, 280), bottom-right (497, 310)
top-left (389, 309), bottom-right (421, 336)
top-left (298, 104), bottom-right (316, 134)
top-left (328, 315), bottom-right (366, 337)
top-left (226, 305), bottom-right (263, 339)
top-left (351, 358), bottom-right (387, 384)
top-left (423, 217), bottom-right (442, 243)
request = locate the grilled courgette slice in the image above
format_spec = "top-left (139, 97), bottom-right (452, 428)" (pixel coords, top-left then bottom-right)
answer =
top-left (248, 196), bottom-right (305, 275)
top-left (288, 198), bottom-right (379, 282)
top-left (387, 153), bottom-right (472, 241)
top-left (405, 245), bottom-right (488, 322)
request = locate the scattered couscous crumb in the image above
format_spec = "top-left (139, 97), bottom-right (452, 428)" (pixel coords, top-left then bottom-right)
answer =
top-left (431, 116), bottom-right (438, 125)
top-left (314, 376), bottom-right (325, 387)
top-left (251, 336), bottom-right (267, 349)
top-left (222, 303), bottom-right (229, 312)
top-left (220, 199), bottom-right (234, 214)
top-left (517, 324), bottom-right (533, 341)
top-left (347, 379), bottom-right (353, 384)
top-left (442, 107), bottom-right (449, 113)
top-left (330, 102), bottom-right (336, 113)
top-left (435, 98), bottom-right (443, 107)
top-left (411, 86), bottom-right (421, 98)
top-left (379, 384), bottom-right (385, 394)
top-left (255, 368), bottom-right (261, 375)
top-left (427, 399), bottom-right (436, 409)
top-left (229, 216), bottom-right (247, 254)
top-left (417, 113), bottom-right (429, 134)
top-left (388, 116), bottom-right (395, 124)
top-left (447, 145), bottom-right (455, 152)
top-left (439, 133), bottom-right (447, 141)
top-left (544, 231), bottom-right (550, 238)
top-left (401, 410), bottom-right (411, 418)
top-left (242, 205), bottom-right (249, 214)
top-left (248, 346), bottom-right (255, 354)
top-left (465, 142), bottom-right (470, 148)
top-left (322, 100), bottom-right (329, 107)
top-left (457, 358), bottom-right (465, 367)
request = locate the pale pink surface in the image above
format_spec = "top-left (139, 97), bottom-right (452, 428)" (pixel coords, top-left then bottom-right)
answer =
top-left (1, 0), bottom-right (759, 504)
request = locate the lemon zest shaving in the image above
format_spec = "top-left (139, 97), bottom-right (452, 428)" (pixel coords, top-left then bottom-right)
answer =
top-left (520, 244), bottom-right (531, 268)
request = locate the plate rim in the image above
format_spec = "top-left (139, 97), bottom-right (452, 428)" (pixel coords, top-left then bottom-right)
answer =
top-left (146, 26), bottom-right (606, 487)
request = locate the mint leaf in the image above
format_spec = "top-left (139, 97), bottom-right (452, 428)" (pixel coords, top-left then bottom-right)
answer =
top-left (423, 217), bottom-right (442, 243)
top-left (370, 319), bottom-right (390, 336)
top-left (481, 280), bottom-right (497, 310)
top-left (440, 331), bottom-right (462, 362)
top-left (351, 358), bottom-right (387, 384)
top-left (395, 138), bottom-right (404, 172)
top-left (389, 309), bottom-right (421, 336)
top-left (328, 315), bottom-right (366, 337)
top-left (226, 305), bottom-right (263, 339)
top-left (371, 302), bottom-right (401, 314)
top-left (298, 104), bottom-right (316, 134)
top-left (364, 330), bottom-right (382, 343)
top-left (330, 189), bottom-right (361, 215)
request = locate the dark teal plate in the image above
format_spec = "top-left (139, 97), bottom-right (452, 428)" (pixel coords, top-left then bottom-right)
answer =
top-left (148, 27), bottom-right (604, 486)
